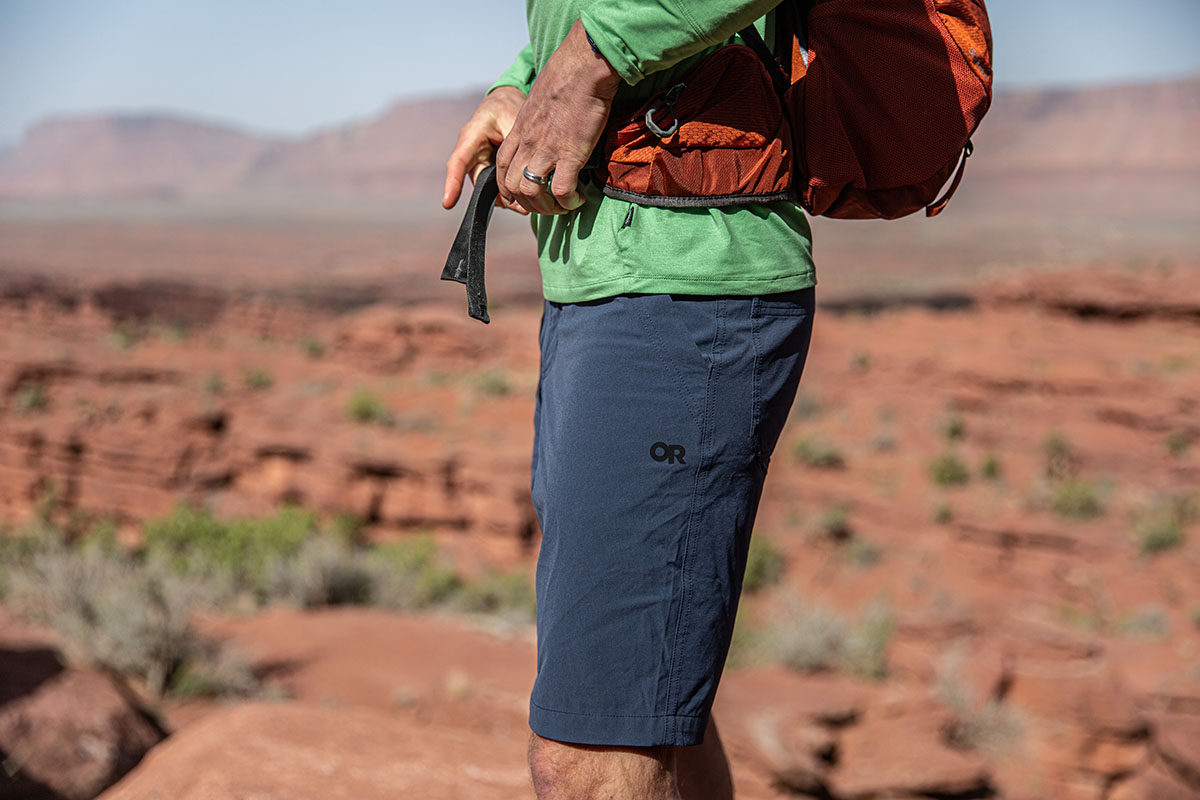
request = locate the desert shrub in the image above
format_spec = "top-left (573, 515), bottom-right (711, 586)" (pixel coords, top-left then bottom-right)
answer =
top-left (792, 438), bottom-right (845, 469)
top-left (789, 391), bottom-right (823, 421)
top-left (454, 568), bottom-right (536, 622)
top-left (264, 535), bottom-right (375, 608)
top-left (743, 537), bottom-right (785, 594)
top-left (769, 597), bottom-right (893, 681)
top-left (929, 452), bottom-right (970, 487)
top-left (1165, 430), bottom-right (1192, 458)
top-left (5, 542), bottom-right (232, 697)
top-left (933, 503), bottom-right (954, 525)
top-left (1051, 478), bottom-right (1105, 520)
top-left (1136, 494), bottom-right (1196, 556)
top-left (144, 505), bottom-right (314, 598)
top-left (849, 352), bottom-right (871, 372)
top-left (368, 534), bottom-right (461, 610)
top-left (981, 454), bottom-right (1003, 481)
top-left (346, 389), bottom-right (393, 425)
top-left (203, 373), bottom-right (225, 395)
top-left (14, 381), bottom-right (49, 414)
top-left (724, 602), bottom-right (759, 668)
top-left (940, 414), bottom-right (966, 442)
top-left (846, 539), bottom-right (882, 568)
top-left (936, 650), bottom-right (1023, 754)
top-left (816, 505), bottom-right (852, 541)
top-left (243, 368), bottom-right (274, 391)
top-left (1115, 605), bottom-right (1170, 638)
top-left (1042, 432), bottom-right (1078, 480)
top-left (166, 640), bottom-right (260, 699)
top-left (300, 337), bottom-right (325, 359)
top-left (327, 512), bottom-right (367, 546)
top-left (110, 323), bottom-right (140, 351)
top-left (473, 367), bottom-right (511, 397)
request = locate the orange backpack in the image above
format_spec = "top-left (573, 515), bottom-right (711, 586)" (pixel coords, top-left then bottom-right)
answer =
top-left (588, 0), bottom-right (994, 219)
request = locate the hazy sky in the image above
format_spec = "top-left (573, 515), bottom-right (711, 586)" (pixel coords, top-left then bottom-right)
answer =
top-left (1, 0), bottom-right (1197, 146)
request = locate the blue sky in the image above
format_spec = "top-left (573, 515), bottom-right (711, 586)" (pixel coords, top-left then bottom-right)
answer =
top-left (1, 0), bottom-right (1197, 146)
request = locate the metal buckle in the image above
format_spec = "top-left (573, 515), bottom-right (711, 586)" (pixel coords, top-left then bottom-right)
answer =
top-left (644, 83), bottom-right (686, 138)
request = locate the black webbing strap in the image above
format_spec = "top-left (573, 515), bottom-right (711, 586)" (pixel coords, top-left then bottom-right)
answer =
top-left (736, 23), bottom-right (790, 97)
top-left (441, 163), bottom-right (499, 323)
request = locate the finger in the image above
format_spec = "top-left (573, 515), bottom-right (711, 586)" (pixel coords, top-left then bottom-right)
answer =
top-left (469, 156), bottom-right (491, 183)
top-left (443, 128), bottom-right (486, 209)
top-left (515, 155), bottom-right (566, 215)
top-left (494, 131), bottom-right (519, 205)
top-left (497, 194), bottom-right (531, 215)
top-left (549, 160), bottom-right (585, 211)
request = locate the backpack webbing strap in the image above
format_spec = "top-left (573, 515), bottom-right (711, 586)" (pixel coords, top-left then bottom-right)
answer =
top-left (736, 23), bottom-right (790, 97)
top-left (441, 163), bottom-right (499, 323)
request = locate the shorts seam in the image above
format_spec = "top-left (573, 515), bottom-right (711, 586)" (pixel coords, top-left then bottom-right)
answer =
top-left (530, 700), bottom-right (704, 721)
top-left (665, 298), bottom-right (724, 740)
top-left (750, 302), bottom-right (767, 468)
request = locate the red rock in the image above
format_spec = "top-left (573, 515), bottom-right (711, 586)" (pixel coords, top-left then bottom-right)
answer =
top-left (1152, 712), bottom-right (1200, 790)
top-left (97, 701), bottom-right (533, 800)
top-left (1081, 736), bottom-right (1148, 779)
top-left (1109, 759), bottom-right (1200, 800)
top-left (829, 711), bottom-right (991, 799)
top-left (0, 665), bottom-right (164, 800)
top-left (1008, 658), bottom-right (1145, 737)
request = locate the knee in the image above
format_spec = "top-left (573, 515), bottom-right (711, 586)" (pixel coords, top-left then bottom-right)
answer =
top-left (527, 735), bottom-right (559, 799)
top-left (528, 733), bottom-right (676, 800)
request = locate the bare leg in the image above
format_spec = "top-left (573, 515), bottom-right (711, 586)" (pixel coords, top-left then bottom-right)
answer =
top-left (674, 716), bottom-right (735, 800)
top-left (528, 731), bottom-right (680, 800)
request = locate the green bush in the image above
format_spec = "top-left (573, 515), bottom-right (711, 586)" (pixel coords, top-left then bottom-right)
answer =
top-left (14, 382), bottom-right (49, 414)
top-left (929, 453), bottom-right (970, 487)
top-left (1042, 432), bottom-right (1078, 480)
top-left (940, 414), bottom-right (966, 442)
top-left (346, 389), bottom-right (393, 425)
top-left (243, 368), bottom-right (274, 391)
top-left (1165, 430), bottom-right (1192, 458)
top-left (454, 567), bottom-right (536, 622)
top-left (1136, 494), bottom-right (1196, 556)
top-left (933, 503), bottom-right (954, 525)
top-left (473, 368), bottom-right (511, 397)
top-left (981, 454), bottom-right (1003, 481)
top-left (368, 535), bottom-right (462, 610)
top-left (144, 505), bottom-right (315, 598)
top-left (792, 438), bottom-right (846, 469)
top-left (816, 505), bottom-right (852, 541)
top-left (1051, 479), bottom-right (1105, 520)
top-left (300, 337), bottom-right (325, 359)
top-left (743, 537), bottom-right (785, 594)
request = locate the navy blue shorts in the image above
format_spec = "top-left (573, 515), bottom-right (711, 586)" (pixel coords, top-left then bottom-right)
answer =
top-left (528, 288), bottom-right (815, 747)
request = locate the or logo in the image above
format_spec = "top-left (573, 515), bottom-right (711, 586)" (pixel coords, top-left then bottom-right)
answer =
top-left (650, 441), bottom-right (687, 465)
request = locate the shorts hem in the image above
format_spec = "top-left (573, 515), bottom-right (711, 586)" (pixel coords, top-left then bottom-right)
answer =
top-left (529, 700), bottom-right (707, 747)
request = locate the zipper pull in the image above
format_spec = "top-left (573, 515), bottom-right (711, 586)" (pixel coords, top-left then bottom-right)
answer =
top-left (621, 204), bottom-right (635, 228)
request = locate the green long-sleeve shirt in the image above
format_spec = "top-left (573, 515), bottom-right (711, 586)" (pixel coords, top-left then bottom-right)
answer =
top-left (487, 0), bottom-right (815, 303)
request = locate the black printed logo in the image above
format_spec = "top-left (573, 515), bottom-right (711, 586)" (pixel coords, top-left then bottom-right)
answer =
top-left (650, 441), bottom-right (687, 465)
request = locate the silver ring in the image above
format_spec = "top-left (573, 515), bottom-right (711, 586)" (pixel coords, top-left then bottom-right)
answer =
top-left (522, 167), bottom-right (554, 185)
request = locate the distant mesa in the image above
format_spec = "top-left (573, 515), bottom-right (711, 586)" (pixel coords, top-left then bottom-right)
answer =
top-left (0, 76), bottom-right (1197, 221)
top-left (0, 91), bottom-right (483, 203)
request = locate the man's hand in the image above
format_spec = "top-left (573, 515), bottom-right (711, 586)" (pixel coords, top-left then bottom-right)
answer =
top-left (495, 19), bottom-right (622, 215)
top-left (444, 85), bottom-right (530, 215)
